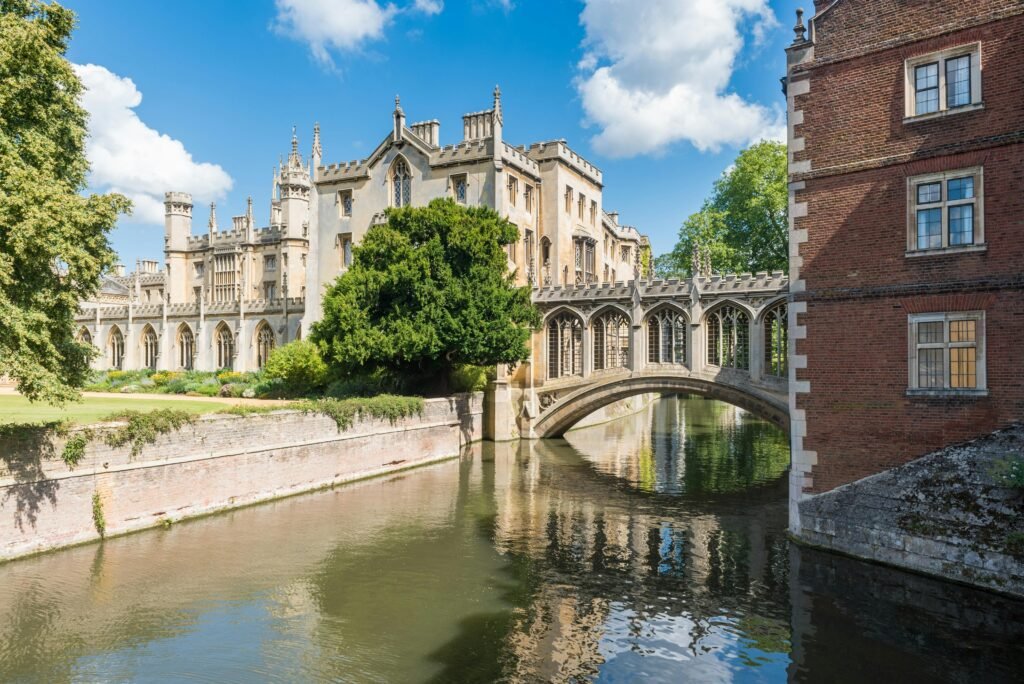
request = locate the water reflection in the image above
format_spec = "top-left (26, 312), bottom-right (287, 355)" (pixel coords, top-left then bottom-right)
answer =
top-left (0, 396), bottom-right (1021, 683)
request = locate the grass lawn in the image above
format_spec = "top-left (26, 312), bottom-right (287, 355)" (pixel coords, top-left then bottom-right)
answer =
top-left (0, 395), bottom-right (227, 426)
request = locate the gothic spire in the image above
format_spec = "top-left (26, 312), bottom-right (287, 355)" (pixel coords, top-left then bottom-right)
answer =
top-left (312, 121), bottom-right (322, 160)
top-left (287, 126), bottom-right (303, 170)
top-left (493, 84), bottom-right (503, 124)
top-left (208, 202), bottom-right (217, 232)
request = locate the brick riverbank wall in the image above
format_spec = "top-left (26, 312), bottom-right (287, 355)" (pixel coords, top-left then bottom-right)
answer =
top-left (795, 424), bottom-right (1024, 597)
top-left (0, 394), bottom-right (483, 562)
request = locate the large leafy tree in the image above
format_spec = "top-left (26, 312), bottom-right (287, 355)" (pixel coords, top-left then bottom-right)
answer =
top-left (311, 198), bottom-right (540, 393)
top-left (0, 0), bottom-right (130, 402)
top-left (657, 140), bottom-right (787, 277)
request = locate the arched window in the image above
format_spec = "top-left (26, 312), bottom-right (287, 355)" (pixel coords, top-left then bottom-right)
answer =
top-left (593, 309), bottom-right (630, 371)
top-left (256, 322), bottom-right (275, 370)
top-left (762, 301), bottom-right (788, 377)
top-left (77, 327), bottom-right (92, 346)
top-left (547, 312), bottom-right (582, 379)
top-left (706, 305), bottom-right (750, 370)
top-left (391, 158), bottom-right (412, 208)
top-left (647, 308), bottom-right (687, 365)
top-left (142, 326), bottom-right (159, 371)
top-left (108, 327), bottom-right (124, 370)
top-left (216, 324), bottom-right (234, 370)
top-left (177, 324), bottom-right (195, 370)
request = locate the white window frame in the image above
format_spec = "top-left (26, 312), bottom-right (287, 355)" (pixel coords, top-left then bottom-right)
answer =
top-left (904, 43), bottom-right (982, 121)
top-left (907, 311), bottom-right (986, 394)
top-left (906, 166), bottom-right (984, 256)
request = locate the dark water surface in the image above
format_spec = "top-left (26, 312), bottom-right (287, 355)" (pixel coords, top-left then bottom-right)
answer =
top-left (1, 396), bottom-right (1022, 683)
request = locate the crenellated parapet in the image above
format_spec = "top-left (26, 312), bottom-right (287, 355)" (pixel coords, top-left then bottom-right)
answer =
top-left (528, 139), bottom-right (602, 186)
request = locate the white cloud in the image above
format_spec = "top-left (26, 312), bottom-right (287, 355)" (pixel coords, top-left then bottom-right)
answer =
top-left (273, 0), bottom-right (398, 64)
top-left (413, 0), bottom-right (443, 14)
top-left (576, 0), bottom-right (784, 156)
top-left (73, 64), bottom-right (233, 224)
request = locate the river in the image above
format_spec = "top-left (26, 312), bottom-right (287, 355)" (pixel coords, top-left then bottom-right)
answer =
top-left (1, 395), bottom-right (1022, 682)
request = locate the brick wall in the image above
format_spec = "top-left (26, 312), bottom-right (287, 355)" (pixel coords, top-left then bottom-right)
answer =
top-left (0, 394), bottom-right (483, 561)
top-left (790, 2), bottom-right (1024, 494)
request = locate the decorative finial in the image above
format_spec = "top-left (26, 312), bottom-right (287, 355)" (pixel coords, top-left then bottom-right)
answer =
top-left (291, 126), bottom-right (298, 154)
top-left (492, 84), bottom-right (503, 124)
top-left (793, 8), bottom-right (806, 44)
top-left (312, 121), bottom-right (322, 159)
top-left (208, 202), bottom-right (217, 230)
top-left (394, 94), bottom-right (402, 113)
top-left (493, 84), bottom-right (501, 101)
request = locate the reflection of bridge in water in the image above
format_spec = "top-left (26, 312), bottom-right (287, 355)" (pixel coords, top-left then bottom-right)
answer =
top-left (515, 272), bottom-right (791, 438)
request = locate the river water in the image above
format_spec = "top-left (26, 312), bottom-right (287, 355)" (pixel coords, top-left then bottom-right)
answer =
top-left (1, 396), bottom-right (1022, 683)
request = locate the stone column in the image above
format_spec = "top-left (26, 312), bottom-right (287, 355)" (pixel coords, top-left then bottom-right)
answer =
top-left (749, 315), bottom-right (763, 382)
top-left (581, 325), bottom-right (592, 379)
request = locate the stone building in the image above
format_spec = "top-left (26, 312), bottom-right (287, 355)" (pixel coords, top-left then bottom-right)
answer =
top-left (785, 1), bottom-right (1024, 516)
top-left (76, 88), bottom-right (649, 372)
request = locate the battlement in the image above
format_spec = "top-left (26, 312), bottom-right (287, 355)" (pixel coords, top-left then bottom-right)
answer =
top-left (319, 159), bottom-right (370, 180)
top-left (527, 140), bottom-right (602, 185)
top-left (501, 142), bottom-right (540, 175)
top-left (532, 271), bottom-right (789, 302)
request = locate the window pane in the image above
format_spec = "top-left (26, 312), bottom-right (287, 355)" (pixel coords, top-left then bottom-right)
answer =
top-left (948, 204), bottom-right (974, 245)
top-left (918, 348), bottom-right (944, 388)
top-left (947, 176), bottom-right (974, 201)
top-left (915, 63), bottom-right (939, 114)
top-left (950, 347), bottom-right (976, 388)
top-left (917, 321), bottom-right (944, 344)
top-left (946, 55), bottom-right (971, 108)
top-left (949, 319), bottom-right (976, 343)
top-left (917, 182), bottom-right (941, 205)
top-left (916, 208), bottom-right (942, 249)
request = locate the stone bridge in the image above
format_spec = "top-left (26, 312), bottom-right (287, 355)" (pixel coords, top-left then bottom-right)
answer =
top-left (510, 272), bottom-right (790, 439)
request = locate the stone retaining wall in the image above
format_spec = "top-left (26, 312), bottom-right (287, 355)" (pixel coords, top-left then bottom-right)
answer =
top-left (0, 394), bottom-right (483, 562)
top-left (795, 423), bottom-right (1024, 597)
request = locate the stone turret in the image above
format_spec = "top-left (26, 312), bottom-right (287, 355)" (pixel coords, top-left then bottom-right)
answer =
top-left (279, 127), bottom-right (310, 239)
top-left (163, 192), bottom-right (192, 303)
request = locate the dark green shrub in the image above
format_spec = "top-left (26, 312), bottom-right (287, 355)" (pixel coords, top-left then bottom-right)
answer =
top-left (449, 364), bottom-right (494, 393)
top-left (263, 340), bottom-right (329, 396)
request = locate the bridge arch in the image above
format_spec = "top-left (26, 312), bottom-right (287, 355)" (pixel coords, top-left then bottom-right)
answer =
top-left (531, 371), bottom-right (789, 439)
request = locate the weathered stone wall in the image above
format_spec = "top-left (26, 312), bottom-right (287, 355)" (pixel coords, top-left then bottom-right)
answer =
top-left (795, 424), bottom-right (1024, 597)
top-left (0, 394), bottom-right (483, 562)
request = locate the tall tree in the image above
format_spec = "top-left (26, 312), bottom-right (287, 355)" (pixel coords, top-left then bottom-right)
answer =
top-left (657, 140), bottom-right (787, 277)
top-left (0, 0), bottom-right (130, 402)
top-left (311, 199), bottom-right (539, 393)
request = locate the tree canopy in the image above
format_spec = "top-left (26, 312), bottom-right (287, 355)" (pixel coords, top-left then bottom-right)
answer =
top-left (656, 140), bottom-right (787, 278)
top-left (311, 198), bottom-right (539, 393)
top-left (0, 0), bottom-right (130, 402)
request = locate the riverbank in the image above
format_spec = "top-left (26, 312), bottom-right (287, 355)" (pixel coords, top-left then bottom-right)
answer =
top-left (0, 393), bottom-right (483, 562)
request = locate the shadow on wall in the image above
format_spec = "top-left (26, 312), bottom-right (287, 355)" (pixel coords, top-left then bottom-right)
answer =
top-left (0, 424), bottom-right (61, 532)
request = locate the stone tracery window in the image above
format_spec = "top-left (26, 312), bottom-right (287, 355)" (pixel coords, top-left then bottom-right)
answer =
top-left (256, 321), bottom-right (275, 370)
top-left (547, 312), bottom-right (582, 379)
top-left (762, 301), bottom-right (788, 378)
top-left (177, 324), bottom-right (195, 370)
top-left (108, 326), bottom-right (124, 370)
top-left (391, 158), bottom-right (412, 208)
top-left (592, 309), bottom-right (630, 371)
top-left (647, 308), bottom-right (687, 365)
top-left (77, 327), bottom-right (92, 347)
top-left (216, 323), bottom-right (234, 370)
top-left (706, 305), bottom-right (749, 370)
top-left (142, 326), bottom-right (159, 371)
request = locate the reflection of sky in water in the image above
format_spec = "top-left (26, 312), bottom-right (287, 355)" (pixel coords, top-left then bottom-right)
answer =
top-left (595, 605), bottom-right (790, 684)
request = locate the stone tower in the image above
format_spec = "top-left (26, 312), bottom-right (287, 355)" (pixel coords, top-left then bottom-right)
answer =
top-left (164, 191), bottom-right (192, 303)
top-left (279, 128), bottom-right (310, 240)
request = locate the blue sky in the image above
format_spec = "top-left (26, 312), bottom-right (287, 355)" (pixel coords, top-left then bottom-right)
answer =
top-left (64, 0), bottom-right (802, 268)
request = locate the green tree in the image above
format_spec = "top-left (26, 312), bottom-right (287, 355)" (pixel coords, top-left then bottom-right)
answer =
top-left (311, 199), bottom-right (540, 394)
top-left (0, 1), bottom-right (130, 403)
top-left (657, 140), bottom-right (787, 277)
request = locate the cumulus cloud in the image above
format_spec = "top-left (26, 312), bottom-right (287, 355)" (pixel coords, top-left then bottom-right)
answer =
top-left (576, 0), bottom-right (784, 156)
top-left (413, 0), bottom-right (443, 14)
top-left (73, 64), bottom-right (233, 225)
top-left (273, 0), bottom-right (399, 64)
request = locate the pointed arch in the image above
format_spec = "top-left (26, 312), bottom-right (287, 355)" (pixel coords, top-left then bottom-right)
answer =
top-left (176, 323), bottom-right (196, 371)
top-left (645, 304), bottom-right (688, 366)
top-left (389, 155), bottom-right (412, 208)
top-left (761, 300), bottom-right (788, 378)
top-left (77, 326), bottom-right (93, 347)
top-left (546, 310), bottom-right (584, 379)
top-left (255, 320), bottom-right (276, 370)
top-left (215, 322), bottom-right (235, 370)
top-left (108, 325), bottom-right (125, 370)
top-left (140, 324), bottom-right (159, 371)
top-left (704, 302), bottom-right (751, 370)
top-left (591, 306), bottom-right (630, 371)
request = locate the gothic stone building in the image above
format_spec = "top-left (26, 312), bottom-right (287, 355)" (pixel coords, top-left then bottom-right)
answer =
top-left (77, 88), bottom-right (649, 373)
top-left (785, 0), bottom-right (1024, 512)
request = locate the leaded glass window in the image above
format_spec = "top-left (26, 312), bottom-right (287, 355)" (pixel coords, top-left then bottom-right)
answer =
top-left (256, 322), bottom-right (275, 370)
top-left (910, 170), bottom-right (980, 251)
top-left (910, 313), bottom-right (983, 391)
top-left (142, 326), bottom-right (159, 371)
top-left (391, 158), bottom-right (411, 207)
top-left (762, 301), bottom-right (788, 378)
top-left (178, 325), bottom-right (195, 370)
top-left (547, 313), bottom-right (582, 379)
top-left (647, 309), bottom-right (687, 365)
top-left (108, 327), bottom-right (124, 370)
top-left (706, 305), bottom-right (750, 370)
top-left (593, 310), bottom-right (629, 371)
top-left (216, 324), bottom-right (234, 370)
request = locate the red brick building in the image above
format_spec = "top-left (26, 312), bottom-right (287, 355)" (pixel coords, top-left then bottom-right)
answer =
top-left (784, 0), bottom-right (1024, 520)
